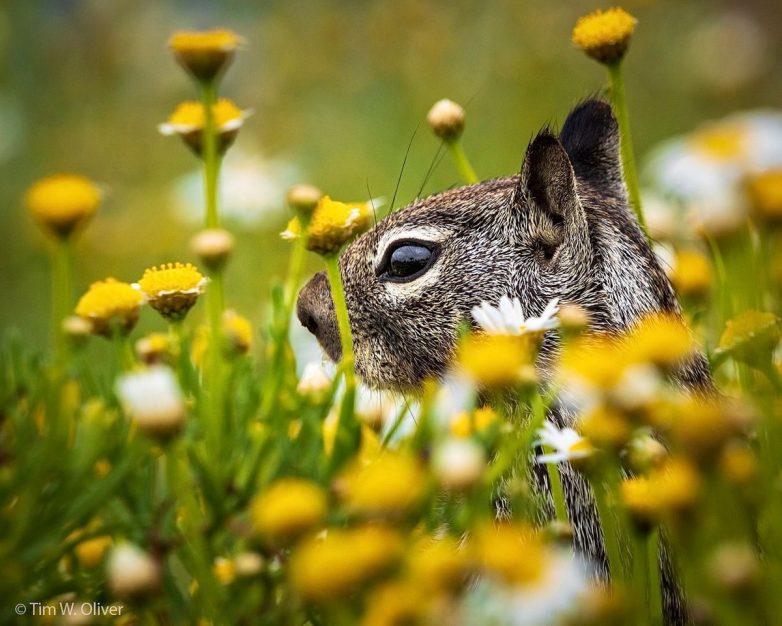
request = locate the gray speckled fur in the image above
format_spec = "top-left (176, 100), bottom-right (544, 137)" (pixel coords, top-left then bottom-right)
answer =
top-left (297, 100), bottom-right (711, 625)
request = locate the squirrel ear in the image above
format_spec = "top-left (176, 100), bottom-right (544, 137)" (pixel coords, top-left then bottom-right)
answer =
top-left (559, 99), bottom-right (625, 202)
top-left (518, 131), bottom-right (579, 222)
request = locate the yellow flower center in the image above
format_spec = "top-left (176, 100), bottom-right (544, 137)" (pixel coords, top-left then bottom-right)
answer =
top-left (25, 174), bottom-right (102, 237)
top-left (251, 478), bottom-right (327, 540)
top-left (166, 99), bottom-right (245, 131)
top-left (458, 333), bottom-right (534, 388)
top-left (282, 196), bottom-right (374, 255)
top-left (572, 7), bottom-right (637, 63)
top-left (75, 278), bottom-right (143, 327)
top-left (222, 309), bottom-right (253, 353)
top-left (746, 168), bottom-right (782, 219)
top-left (168, 29), bottom-right (241, 54)
top-left (690, 124), bottom-right (747, 162)
top-left (137, 262), bottom-right (204, 297)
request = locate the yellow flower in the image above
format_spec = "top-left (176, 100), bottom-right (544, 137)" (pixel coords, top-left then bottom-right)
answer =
top-left (290, 525), bottom-right (403, 602)
top-left (281, 195), bottom-right (374, 255)
top-left (213, 557), bottom-right (236, 586)
top-left (222, 309), bottom-right (253, 354)
top-left (361, 581), bottom-right (427, 626)
top-left (136, 262), bottom-right (207, 322)
top-left (718, 310), bottom-right (780, 365)
top-left (457, 333), bottom-right (535, 389)
top-left (74, 536), bottom-right (112, 568)
top-left (135, 332), bottom-right (171, 365)
top-left (559, 335), bottom-right (629, 389)
top-left (577, 405), bottom-right (631, 450)
top-left (623, 313), bottom-right (694, 368)
top-left (75, 278), bottom-right (143, 336)
top-left (337, 452), bottom-right (427, 517)
top-left (746, 169), bottom-right (782, 222)
top-left (622, 457), bottom-right (701, 526)
top-left (168, 29), bottom-right (243, 81)
top-left (572, 7), bottom-right (637, 65)
top-left (449, 406), bottom-right (499, 438)
top-left (671, 249), bottom-right (712, 297)
top-left (406, 535), bottom-right (469, 593)
top-left (251, 478), bottom-right (327, 542)
top-left (25, 174), bottom-right (102, 239)
top-left (620, 476), bottom-right (657, 527)
top-left (471, 522), bottom-right (545, 584)
top-left (719, 443), bottom-right (758, 485)
top-left (159, 99), bottom-right (250, 155)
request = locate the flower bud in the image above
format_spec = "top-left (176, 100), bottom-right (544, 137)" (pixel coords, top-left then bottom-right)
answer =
top-left (432, 438), bottom-right (486, 491)
top-left (708, 543), bottom-right (760, 593)
top-left (116, 366), bottom-right (186, 439)
top-left (191, 228), bottom-right (235, 272)
top-left (234, 551), bottom-right (265, 578)
top-left (107, 543), bottom-right (161, 597)
top-left (135, 333), bottom-right (171, 365)
top-left (287, 184), bottom-right (323, 218)
top-left (558, 303), bottom-right (590, 334)
top-left (427, 99), bottom-right (466, 141)
top-left (62, 315), bottom-right (93, 348)
top-left (25, 174), bottom-right (102, 240)
top-left (168, 29), bottom-right (242, 82)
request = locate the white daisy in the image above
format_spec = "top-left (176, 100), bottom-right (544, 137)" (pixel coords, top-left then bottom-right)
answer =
top-left (116, 366), bottom-right (185, 437)
top-left (471, 296), bottom-right (560, 336)
top-left (534, 421), bottom-right (593, 464)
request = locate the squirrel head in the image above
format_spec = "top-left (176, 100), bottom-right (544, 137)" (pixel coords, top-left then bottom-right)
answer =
top-left (297, 99), bottom-right (672, 391)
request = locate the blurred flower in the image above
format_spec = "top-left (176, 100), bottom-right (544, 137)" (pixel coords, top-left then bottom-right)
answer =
top-left (159, 99), bottom-right (251, 154)
top-left (25, 174), bottom-right (102, 240)
top-left (281, 195), bottom-right (375, 255)
top-left (74, 535), bottom-right (112, 568)
top-left (433, 438), bottom-right (486, 490)
top-left (621, 457), bottom-right (701, 526)
top-left (287, 183), bottom-right (323, 217)
top-left (290, 525), bottom-right (403, 602)
top-left (406, 535), bottom-right (469, 593)
top-left (107, 543), bottom-right (161, 597)
top-left (337, 452), bottom-right (426, 517)
top-left (297, 361), bottom-right (332, 403)
top-left (571, 7), bottom-right (637, 65)
top-left (135, 332), bottom-right (171, 365)
top-left (190, 228), bottom-right (235, 271)
top-left (136, 262), bottom-right (207, 322)
top-left (222, 309), bottom-right (253, 354)
top-left (251, 478), bottom-right (327, 542)
top-left (62, 315), bottom-right (92, 348)
top-left (746, 168), bottom-right (782, 223)
top-left (427, 98), bottom-right (466, 141)
top-left (355, 386), bottom-right (404, 431)
top-left (116, 366), bottom-right (186, 438)
top-left (671, 249), bottom-right (712, 297)
top-left (623, 313), bottom-right (694, 368)
top-left (75, 278), bottom-right (143, 337)
top-left (467, 523), bottom-right (590, 626)
top-left (471, 296), bottom-right (559, 336)
top-left (213, 557), bottom-right (236, 586)
top-left (718, 310), bottom-right (780, 365)
top-left (535, 422), bottom-right (593, 464)
top-left (171, 150), bottom-right (299, 229)
top-left (458, 334), bottom-right (536, 389)
top-left (645, 110), bottom-right (782, 237)
top-left (719, 443), bottom-right (757, 485)
top-left (450, 406), bottom-right (498, 438)
top-left (626, 432), bottom-right (668, 473)
top-left (168, 29), bottom-right (243, 82)
top-left (233, 552), bottom-right (264, 578)
top-left (361, 581), bottom-right (428, 626)
top-left (576, 405), bottom-right (631, 451)
top-left (708, 543), bottom-right (760, 593)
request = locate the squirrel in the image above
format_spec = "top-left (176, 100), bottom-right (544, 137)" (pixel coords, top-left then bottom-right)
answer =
top-left (296, 99), bottom-right (712, 624)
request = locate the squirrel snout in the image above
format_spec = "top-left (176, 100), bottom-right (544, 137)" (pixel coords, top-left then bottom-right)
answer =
top-left (296, 271), bottom-right (342, 363)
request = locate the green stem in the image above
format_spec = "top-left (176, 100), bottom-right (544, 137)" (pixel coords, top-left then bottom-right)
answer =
top-left (593, 476), bottom-right (626, 584)
top-left (543, 455), bottom-right (569, 524)
top-left (200, 80), bottom-right (220, 229)
top-left (52, 239), bottom-right (73, 358)
top-left (112, 330), bottom-right (135, 371)
top-left (205, 269), bottom-right (225, 457)
top-left (324, 253), bottom-right (359, 468)
top-left (607, 61), bottom-right (646, 234)
top-left (447, 139), bottom-right (479, 185)
top-left (631, 530), bottom-right (651, 626)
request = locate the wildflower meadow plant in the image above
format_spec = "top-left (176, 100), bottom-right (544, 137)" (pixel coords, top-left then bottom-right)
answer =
top-left (3, 8), bottom-right (782, 626)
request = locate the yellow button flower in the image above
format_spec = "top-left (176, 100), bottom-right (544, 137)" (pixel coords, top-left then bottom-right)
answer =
top-left (136, 262), bottom-right (207, 322)
top-left (222, 309), bottom-right (253, 354)
top-left (406, 535), bottom-right (469, 593)
top-left (168, 29), bottom-right (243, 82)
top-left (572, 7), bottom-right (637, 65)
top-left (718, 310), bottom-right (780, 365)
top-left (159, 99), bottom-right (251, 155)
top-left (75, 278), bottom-right (143, 336)
top-left (471, 522), bottom-right (545, 584)
top-left (746, 168), bottom-right (782, 223)
top-left (457, 333), bottom-right (535, 389)
top-left (449, 406), bottom-right (499, 438)
top-left (337, 452), bottom-right (427, 517)
top-left (251, 478), bottom-right (327, 542)
top-left (25, 174), bottom-right (102, 239)
top-left (671, 249), bottom-right (712, 297)
top-left (361, 581), bottom-right (427, 626)
top-left (74, 535), bottom-right (112, 568)
top-left (290, 525), bottom-right (403, 602)
top-left (622, 313), bottom-right (694, 369)
top-left (281, 195), bottom-right (374, 255)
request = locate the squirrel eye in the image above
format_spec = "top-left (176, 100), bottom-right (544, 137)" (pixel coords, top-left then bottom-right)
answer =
top-left (379, 242), bottom-right (436, 281)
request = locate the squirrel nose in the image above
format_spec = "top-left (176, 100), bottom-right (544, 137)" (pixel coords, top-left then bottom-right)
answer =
top-left (296, 271), bottom-right (343, 362)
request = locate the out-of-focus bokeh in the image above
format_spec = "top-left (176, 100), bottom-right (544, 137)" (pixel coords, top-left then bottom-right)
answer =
top-left (1, 0), bottom-right (780, 347)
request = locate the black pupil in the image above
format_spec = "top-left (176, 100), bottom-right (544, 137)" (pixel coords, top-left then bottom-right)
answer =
top-left (388, 245), bottom-right (432, 278)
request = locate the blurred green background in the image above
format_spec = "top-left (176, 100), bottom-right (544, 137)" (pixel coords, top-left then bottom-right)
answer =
top-left (1, 0), bottom-right (780, 349)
